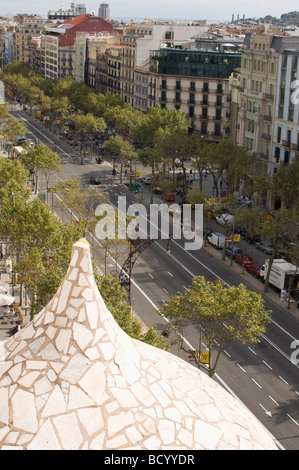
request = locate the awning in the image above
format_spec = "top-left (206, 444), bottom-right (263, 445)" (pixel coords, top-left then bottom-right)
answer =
top-left (0, 283), bottom-right (9, 294)
top-left (0, 294), bottom-right (15, 307)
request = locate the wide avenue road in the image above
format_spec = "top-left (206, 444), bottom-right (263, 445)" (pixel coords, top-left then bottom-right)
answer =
top-left (13, 107), bottom-right (299, 450)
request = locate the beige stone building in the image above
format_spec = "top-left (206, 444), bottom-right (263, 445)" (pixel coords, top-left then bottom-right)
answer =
top-left (11, 16), bottom-right (46, 66)
top-left (233, 33), bottom-right (299, 178)
top-left (235, 33), bottom-right (278, 174)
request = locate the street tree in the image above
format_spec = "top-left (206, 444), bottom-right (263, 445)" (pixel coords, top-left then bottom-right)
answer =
top-left (132, 107), bottom-right (189, 200)
top-left (2, 115), bottom-right (27, 149)
top-left (158, 276), bottom-right (271, 378)
top-left (19, 144), bottom-right (61, 195)
top-left (55, 178), bottom-right (109, 238)
top-left (72, 111), bottom-right (106, 164)
top-left (105, 135), bottom-right (137, 184)
top-left (95, 273), bottom-right (168, 350)
top-left (259, 207), bottom-right (298, 293)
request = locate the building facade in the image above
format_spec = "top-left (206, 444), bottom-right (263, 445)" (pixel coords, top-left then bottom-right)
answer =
top-left (40, 14), bottom-right (117, 81)
top-left (136, 37), bottom-right (242, 137)
top-left (11, 16), bottom-right (46, 66)
top-left (236, 33), bottom-right (299, 174)
top-left (272, 47), bottom-right (299, 172)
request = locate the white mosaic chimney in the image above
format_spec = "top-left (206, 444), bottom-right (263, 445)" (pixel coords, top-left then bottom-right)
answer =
top-left (0, 239), bottom-right (278, 450)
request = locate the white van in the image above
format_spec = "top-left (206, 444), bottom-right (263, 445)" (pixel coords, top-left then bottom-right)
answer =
top-left (207, 232), bottom-right (225, 249)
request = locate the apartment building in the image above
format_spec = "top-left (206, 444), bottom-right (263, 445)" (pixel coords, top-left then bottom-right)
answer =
top-left (236, 34), bottom-right (279, 173)
top-left (119, 22), bottom-right (210, 106)
top-left (236, 33), bottom-right (299, 174)
top-left (48, 4), bottom-right (87, 21)
top-left (136, 36), bottom-right (242, 138)
top-left (40, 33), bottom-right (60, 79)
top-left (272, 44), bottom-right (299, 172)
top-left (107, 45), bottom-right (122, 94)
top-left (11, 16), bottom-right (46, 66)
top-left (40, 14), bottom-right (117, 80)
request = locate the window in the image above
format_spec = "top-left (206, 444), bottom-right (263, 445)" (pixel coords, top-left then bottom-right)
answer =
top-left (274, 147), bottom-right (280, 163)
top-left (214, 123), bottom-right (221, 136)
top-left (271, 62), bottom-right (274, 74)
top-left (201, 121), bottom-right (207, 134)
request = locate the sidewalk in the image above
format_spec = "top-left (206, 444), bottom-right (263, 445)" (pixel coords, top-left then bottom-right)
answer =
top-left (202, 242), bottom-right (299, 322)
top-left (0, 267), bottom-right (30, 342)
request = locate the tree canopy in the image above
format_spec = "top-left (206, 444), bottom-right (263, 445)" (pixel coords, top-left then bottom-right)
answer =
top-left (159, 276), bottom-right (271, 377)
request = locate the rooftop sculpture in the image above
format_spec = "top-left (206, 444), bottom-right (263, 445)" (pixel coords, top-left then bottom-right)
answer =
top-left (0, 239), bottom-right (278, 450)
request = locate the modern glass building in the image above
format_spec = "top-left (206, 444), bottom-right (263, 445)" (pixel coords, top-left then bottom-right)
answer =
top-left (149, 38), bottom-right (242, 78)
top-left (144, 37), bottom-right (242, 137)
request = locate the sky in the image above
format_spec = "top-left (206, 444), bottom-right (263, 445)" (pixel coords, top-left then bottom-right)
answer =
top-left (2, 0), bottom-right (299, 22)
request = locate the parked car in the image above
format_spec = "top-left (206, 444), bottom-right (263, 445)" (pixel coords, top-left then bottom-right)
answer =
top-left (205, 205), bottom-right (230, 219)
top-left (216, 214), bottom-right (234, 227)
top-left (90, 176), bottom-right (101, 185)
top-left (66, 133), bottom-right (73, 140)
top-left (276, 250), bottom-right (288, 260)
top-left (236, 254), bottom-right (254, 266)
top-left (17, 136), bottom-right (28, 145)
top-left (245, 263), bottom-right (262, 278)
top-left (225, 244), bottom-right (243, 259)
top-left (234, 227), bottom-right (245, 238)
top-left (254, 241), bottom-right (273, 254)
top-left (291, 289), bottom-right (299, 302)
top-left (165, 192), bottom-right (175, 202)
top-left (244, 233), bottom-right (261, 244)
top-left (141, 176), bottom-right (152, 185)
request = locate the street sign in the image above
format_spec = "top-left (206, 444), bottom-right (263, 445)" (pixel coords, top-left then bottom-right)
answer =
top-left (200, 351), bottom-right (210, 364)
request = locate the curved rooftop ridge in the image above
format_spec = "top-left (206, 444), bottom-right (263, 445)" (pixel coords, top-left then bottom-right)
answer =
top-left (0, 240), bottom-right (278, 450)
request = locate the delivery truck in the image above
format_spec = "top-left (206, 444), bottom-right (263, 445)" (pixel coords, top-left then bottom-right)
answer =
top-left (260, 259), bottom-right (299, 292)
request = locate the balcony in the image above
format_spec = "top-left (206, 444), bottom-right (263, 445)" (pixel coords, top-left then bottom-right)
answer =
top-left (262, 133), bottom-right (271, 141)
top-left (263, 115), bottom-right (272, 122)
top-left (264, 93), bottom-right (274, 100)
top-left (282, 140), bottom-right (291, 148)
